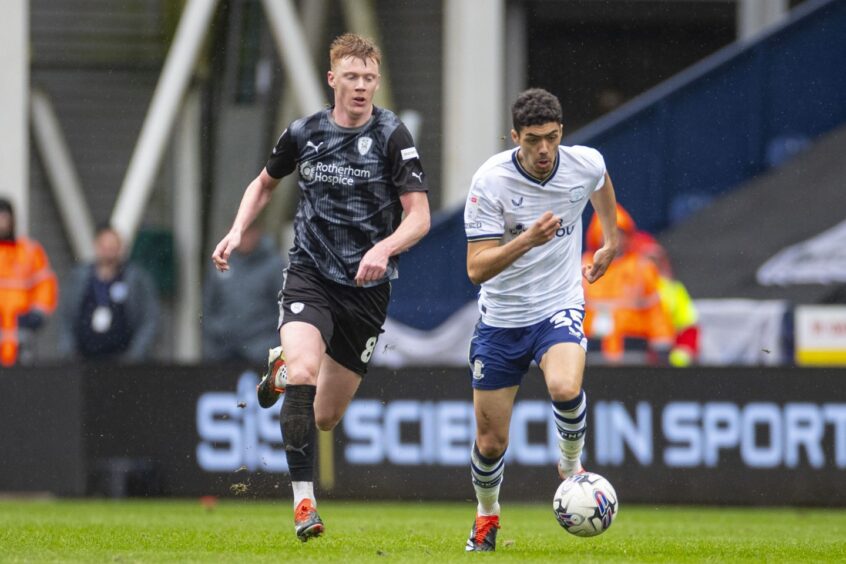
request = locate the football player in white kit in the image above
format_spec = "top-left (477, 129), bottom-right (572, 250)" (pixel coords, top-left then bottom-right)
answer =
top-left (463, 89), bottom-right (619, 551)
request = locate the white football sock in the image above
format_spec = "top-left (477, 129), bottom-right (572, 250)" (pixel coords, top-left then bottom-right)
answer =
top-left (471, 442), bottom-right (504, 516)
top-left (292, 481), bottom-right (315, 507)
top-left (553, 390), bottom-right (587, 467)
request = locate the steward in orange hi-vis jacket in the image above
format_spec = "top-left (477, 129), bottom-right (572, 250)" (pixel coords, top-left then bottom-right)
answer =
top-left (582, 204), bottom-right (674, 364)
top-left (0, 198), bottom-right (58, 366)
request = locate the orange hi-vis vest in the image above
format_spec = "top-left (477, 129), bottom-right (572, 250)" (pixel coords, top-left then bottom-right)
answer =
top-left (0, 238), bottom-right (58, 366)
top-left (582, 251), bottom-right (674, 362)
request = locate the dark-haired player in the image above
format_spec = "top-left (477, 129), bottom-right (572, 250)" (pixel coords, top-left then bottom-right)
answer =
top-left (212, 33), bottom-right (430, 542)
top-left (462, 88), bottom-right (618, 551)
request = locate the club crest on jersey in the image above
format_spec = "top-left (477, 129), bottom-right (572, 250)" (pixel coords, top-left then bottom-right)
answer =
top-left (357, 136), bottom-right (373, 155)
top-left (568, 185), bottom-right (586, 202)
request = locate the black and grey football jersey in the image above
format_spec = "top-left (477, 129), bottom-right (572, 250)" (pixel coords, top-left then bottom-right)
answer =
top-left (266, 106), bottom-right (428, 287)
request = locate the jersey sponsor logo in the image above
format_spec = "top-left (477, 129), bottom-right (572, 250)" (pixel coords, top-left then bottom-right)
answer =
top-left (556, 220), bottom-right (576, 237)
top-left (401, 147), bottom-right (419, 160)
top-left (357, 136), bottom-right (374, 155)
top-left (466, 195), bottom-right (480, 220)
top-left (300, 161), bottom-right (316, 181)
top-left (568, 185), bottom-right (586, 202)
top-left (306, 140), bottom-right (324, 153)
top-left (299, 160), bottom-right (372, 186)
top-left (508, 219), bottom-right (575, 237)
top-left (411, 171), bottom-right (424, 183)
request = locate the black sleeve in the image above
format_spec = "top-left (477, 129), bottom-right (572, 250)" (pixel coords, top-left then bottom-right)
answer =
top-left (386, 124), bottom-right (429, 194)
top-left (265, 127), bottom-right (298, 179)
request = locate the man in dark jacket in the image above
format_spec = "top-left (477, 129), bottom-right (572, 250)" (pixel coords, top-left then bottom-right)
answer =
top-left (202, 223), bottom-right (284, 365)
top-left (58, 225), bottom-right (159, 362)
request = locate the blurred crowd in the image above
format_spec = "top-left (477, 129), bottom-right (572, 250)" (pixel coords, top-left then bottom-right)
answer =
top-left (2, 194), bottom-right (693, 369)
top-left (1, 196), bottom-right (284, 368)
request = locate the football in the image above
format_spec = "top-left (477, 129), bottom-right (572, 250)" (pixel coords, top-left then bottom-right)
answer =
top-left (553, 472), bottom-right (618, 537)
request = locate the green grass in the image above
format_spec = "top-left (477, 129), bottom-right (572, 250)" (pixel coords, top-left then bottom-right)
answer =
top-left (1, 499), bottom-right (845, 562)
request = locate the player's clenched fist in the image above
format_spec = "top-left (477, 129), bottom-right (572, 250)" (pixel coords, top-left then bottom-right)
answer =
top-left (211, 231), bottom-right (241, 272)
top-left (582, 245), bottom-right (615, 283)
top-left (524, 211), bottom-right (561, 247)
top-left (355, 243), bottom-right (390, 286)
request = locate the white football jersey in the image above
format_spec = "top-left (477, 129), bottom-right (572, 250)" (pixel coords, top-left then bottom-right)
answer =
top-left (464, 145), bottom-right (606, 327)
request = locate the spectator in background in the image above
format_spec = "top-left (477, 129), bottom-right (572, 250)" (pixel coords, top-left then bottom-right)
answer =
top-left (582, 204), bottom-right (675, 365)
top-left (585, 209), bottom-right (700, 366)
top-left (0, 197), bottom-right (58, 366)
top-left (203, 222), bottom-right (284, 365)
top-left (58, 225), bottom-right (159, 362)
top-left (638, 239), bottom-right (700, 367)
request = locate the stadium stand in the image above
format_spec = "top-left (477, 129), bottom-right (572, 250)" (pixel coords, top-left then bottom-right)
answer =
top-left (387, 0), bottom-right (846, 334)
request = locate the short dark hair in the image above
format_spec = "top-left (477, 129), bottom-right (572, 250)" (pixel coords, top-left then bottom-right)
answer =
top-left (94, 222), bottom-right (117, 238)
top-left (511, 88), bottom-right (563, 132)
top-left (0, 197), bottom-right (15, 239)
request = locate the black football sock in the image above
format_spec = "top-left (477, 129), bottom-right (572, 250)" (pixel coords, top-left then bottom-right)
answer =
top-left (280, 384), bottom-right (317, 482)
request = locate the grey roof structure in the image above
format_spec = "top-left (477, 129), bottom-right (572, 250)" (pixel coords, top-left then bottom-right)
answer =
top-left (660, 124), bottom-right (846, 304)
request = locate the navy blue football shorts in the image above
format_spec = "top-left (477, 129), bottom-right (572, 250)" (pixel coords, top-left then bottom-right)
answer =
top-left (468, 307), bottom-right (587, 390)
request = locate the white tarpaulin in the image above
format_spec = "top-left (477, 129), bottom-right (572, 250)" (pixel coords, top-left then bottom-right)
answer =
top-left (757, 219), bottom-right (846, 285)
top-left (372, 302), bottom-right (479, 368)
top-left (374, 299), bottom-right (789, 368)
top-left (695, 299), bottom-right (788, 366)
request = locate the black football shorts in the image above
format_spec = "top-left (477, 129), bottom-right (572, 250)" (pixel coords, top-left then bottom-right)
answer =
top-left (277, 262), bottom-right (390, 375)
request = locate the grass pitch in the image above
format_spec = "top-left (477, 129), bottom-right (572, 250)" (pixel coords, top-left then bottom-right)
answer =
top-left (2, 499), bottom-right (845, 562)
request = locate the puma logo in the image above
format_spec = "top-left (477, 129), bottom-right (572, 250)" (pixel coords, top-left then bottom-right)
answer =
top-left (306, 140), bottom-right (324, 153)
top-left (411, 171), bottom-right (424, 183)
top-left (284, 443), bottom-right (310, 456)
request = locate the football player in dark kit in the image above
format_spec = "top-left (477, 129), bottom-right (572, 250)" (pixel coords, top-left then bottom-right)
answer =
top-left (212, 33), bottom-right (430, 541)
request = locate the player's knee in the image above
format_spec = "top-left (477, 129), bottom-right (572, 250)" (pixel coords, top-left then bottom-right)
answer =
top-left (548, 382), bottom-right (582, 403)
top-left (314, 412), bottom-right (340, 432)
top-left (476, 434), bottom-right (508, 459)
top-left (285, 363), bottom-right (319, 386)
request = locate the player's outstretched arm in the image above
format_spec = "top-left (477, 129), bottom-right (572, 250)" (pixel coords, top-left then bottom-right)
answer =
top-left (582, 172), bottom-right (618, 283)
top-left (355, 191), bottom-right (431, 286)
top-left (212, 168), bottom-right (280, 272)
top-left (467, 211), bottom-right (560, 285)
